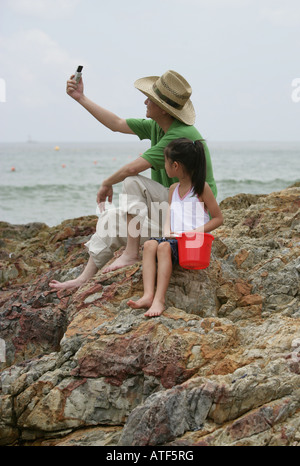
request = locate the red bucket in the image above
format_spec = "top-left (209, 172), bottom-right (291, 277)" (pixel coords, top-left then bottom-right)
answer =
top-left (177, 232), bottom-right (214, 270)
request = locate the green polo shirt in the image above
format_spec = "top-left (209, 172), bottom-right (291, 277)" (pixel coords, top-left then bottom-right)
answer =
top-left (126, 118), bottom-right (217, 197)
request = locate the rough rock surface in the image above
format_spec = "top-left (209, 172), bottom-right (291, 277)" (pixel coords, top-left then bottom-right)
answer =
top-left (0, 186), bottom-right (299, 446)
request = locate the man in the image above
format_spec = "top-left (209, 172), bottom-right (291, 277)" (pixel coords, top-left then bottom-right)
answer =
top-left (49, 70), bottom-right (217, 291)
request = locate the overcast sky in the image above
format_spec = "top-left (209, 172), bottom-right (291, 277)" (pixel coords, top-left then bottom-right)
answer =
top-left (0, 0), bottom-right (300, 142)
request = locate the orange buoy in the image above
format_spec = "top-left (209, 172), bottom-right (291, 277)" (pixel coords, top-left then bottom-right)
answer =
top-left (11, 167), bottom-right (16, 172)
top-left (61, 164), bottom-right (66, 168)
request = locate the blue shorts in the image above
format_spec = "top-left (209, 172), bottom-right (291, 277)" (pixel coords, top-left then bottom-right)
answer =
top-left (148, 237), bottom-right (179, 265)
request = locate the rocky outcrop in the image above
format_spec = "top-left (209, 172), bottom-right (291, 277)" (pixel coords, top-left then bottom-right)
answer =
top-left (0, 186), bottom-right (299, 446)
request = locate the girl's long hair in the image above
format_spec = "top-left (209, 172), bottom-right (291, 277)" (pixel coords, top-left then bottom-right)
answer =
top-left (164, 138), bottom-right (207, 197)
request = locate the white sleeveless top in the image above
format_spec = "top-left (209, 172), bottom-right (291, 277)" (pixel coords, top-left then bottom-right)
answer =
top-left (170, 184), bottom-right (210, 233)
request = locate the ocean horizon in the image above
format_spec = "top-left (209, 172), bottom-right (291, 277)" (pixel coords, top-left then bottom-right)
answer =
top-left (1, 140), bottom-right (299, 227)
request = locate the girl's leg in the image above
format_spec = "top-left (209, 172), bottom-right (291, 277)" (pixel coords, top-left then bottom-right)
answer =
top-left (145, 241), bottom-right (173, 317)
top-left (127, 240), bottom-right (158, 309)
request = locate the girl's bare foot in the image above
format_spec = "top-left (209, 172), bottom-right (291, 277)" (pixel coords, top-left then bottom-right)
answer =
top-left (127, 295), bottom-right (153, 309)
top-left (144, 301), bottom-right (165, 317)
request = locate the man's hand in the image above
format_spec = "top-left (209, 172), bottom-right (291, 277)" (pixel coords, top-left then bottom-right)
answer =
top-left (96, 157), bottom-right (151, 213)
top-left (97, 184), bottom-right (113, 212)
top-left (66, 75), bottom-right (84, 101)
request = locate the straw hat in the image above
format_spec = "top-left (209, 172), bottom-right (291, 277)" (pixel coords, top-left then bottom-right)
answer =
top-left (134, 70), bottom-right (195, 126)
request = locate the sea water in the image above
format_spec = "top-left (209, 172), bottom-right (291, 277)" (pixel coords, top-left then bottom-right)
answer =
top-left (0, 140), bottom-right (299, 227)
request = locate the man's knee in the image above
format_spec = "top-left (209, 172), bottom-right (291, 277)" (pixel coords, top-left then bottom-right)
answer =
top-left (122, 175), bottom-right (144, 196)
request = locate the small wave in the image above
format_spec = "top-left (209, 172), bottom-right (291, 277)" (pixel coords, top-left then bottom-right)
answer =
top-left (215, 178), bottom-right (300, 202)
top-left (216, 178), bottom-right (300, 187)
top-left (0, 183), bottom-right (100, 200)
top-left (0, 183), bottom-right (97, 192)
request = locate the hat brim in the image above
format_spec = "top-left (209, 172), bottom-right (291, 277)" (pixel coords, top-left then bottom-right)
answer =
top-left (134, 76), bottom-right (196, 126)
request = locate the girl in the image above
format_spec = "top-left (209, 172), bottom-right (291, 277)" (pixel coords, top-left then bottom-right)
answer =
top-left (127, 138), bottom-right (223, 317)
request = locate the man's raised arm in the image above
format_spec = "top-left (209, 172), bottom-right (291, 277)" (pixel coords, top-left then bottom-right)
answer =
top-left (66, 75), bottom-right (135, 134)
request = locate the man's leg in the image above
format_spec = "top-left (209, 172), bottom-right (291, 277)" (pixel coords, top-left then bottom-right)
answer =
top-left (49, 175), bottom-right (169, 289)
top-left (103, 175), bottom-right (169, 272)
top-left (49, 256), bottom-right (98, 290)
top-left (102, 213), bottom-right (141, 273)
top-left (49, 206), bottom-right (123, 290)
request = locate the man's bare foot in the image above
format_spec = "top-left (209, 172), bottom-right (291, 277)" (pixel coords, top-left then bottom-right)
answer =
top-left (144, 301), bottom-right (165, 317)
top-left (102, 252), bottom-right (140, 273)
top-left (49, 278), bottom-right (84, 291)
top-left (127, 295), bottom-right (153, 309)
